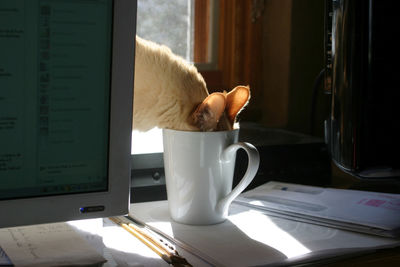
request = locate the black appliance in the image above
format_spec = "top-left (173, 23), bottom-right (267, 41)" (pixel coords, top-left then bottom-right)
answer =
top-left (325, 0), bottom-right (400, 179)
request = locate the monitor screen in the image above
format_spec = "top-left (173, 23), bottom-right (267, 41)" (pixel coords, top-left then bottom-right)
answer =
top-left (0, 0), bottom-right (136, 228)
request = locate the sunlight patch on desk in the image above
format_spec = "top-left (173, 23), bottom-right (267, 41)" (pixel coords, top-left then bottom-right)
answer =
top-left (148, 221), bottom-right (175, 238)
top-left (68, 219), bottom-right (103, 236)
top-left (102, 225), bottom-right (159, 259)
top-left (249, 200), bottom-right (266, 207)
top-left (229, 210), bottom-right (311, 258)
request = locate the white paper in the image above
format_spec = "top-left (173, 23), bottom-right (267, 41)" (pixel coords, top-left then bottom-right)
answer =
top-left (129, 200), bottom-right (400, 267)
top-left (235, 181), bottom-right (400, 236)
top-left (0, 222), bottom-right (106, 267)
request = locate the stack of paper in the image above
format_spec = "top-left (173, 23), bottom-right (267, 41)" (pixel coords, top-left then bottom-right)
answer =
top-left (0, 221), bottom-right (106, 266)
top-left (130, 200), bottom-right (400, 267)
top-left (234, 181), bottom-right (400, 237)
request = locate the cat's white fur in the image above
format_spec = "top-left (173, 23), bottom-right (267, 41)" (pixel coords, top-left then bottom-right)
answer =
top-left (133, 36), bottom-right (209, 131)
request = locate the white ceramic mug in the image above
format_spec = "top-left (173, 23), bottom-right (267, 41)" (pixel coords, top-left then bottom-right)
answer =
top-left (162, 128), bottom-right (260, 225)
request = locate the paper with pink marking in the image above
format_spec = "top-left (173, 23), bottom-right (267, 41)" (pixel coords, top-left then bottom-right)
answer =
top-left (235, 181), bottom-right (400, 237)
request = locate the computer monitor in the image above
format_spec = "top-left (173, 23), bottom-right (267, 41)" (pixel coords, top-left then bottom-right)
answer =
top-left (0, 0), bottom-right (136, 228)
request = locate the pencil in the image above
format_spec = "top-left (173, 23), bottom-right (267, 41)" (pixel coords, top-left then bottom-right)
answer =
top-left (109, 217), bottom-right (192, 267)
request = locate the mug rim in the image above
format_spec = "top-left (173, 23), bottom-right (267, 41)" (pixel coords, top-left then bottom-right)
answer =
top-left (163, 128), bottom-right (240, 134)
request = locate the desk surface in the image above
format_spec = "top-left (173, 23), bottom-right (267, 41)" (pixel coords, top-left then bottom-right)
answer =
top-left (1, 201), bottom-right (400, 267)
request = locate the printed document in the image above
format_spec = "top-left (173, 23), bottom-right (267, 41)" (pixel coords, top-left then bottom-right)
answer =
top-left (235, 181), bottom-right (400, 237)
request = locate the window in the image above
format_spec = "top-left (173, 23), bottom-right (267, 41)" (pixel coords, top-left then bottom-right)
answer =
top-left (136, 0), bottom-right (194, 62)
top-left (135, 0), bottom-right (218, 67)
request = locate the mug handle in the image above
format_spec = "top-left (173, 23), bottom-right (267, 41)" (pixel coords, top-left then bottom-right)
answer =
top-left (216, 142), bottom-right (260, 217)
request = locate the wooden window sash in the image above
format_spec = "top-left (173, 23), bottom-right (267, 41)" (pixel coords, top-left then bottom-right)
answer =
top-left (194, 0), bottom-right (210, 63)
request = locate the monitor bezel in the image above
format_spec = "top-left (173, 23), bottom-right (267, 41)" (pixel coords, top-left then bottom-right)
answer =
top-left (0, 0), bottom-right (136, 228)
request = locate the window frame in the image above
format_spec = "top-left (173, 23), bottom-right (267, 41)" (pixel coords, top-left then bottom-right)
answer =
top-left (194, 0), bottom-right (219, 71)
